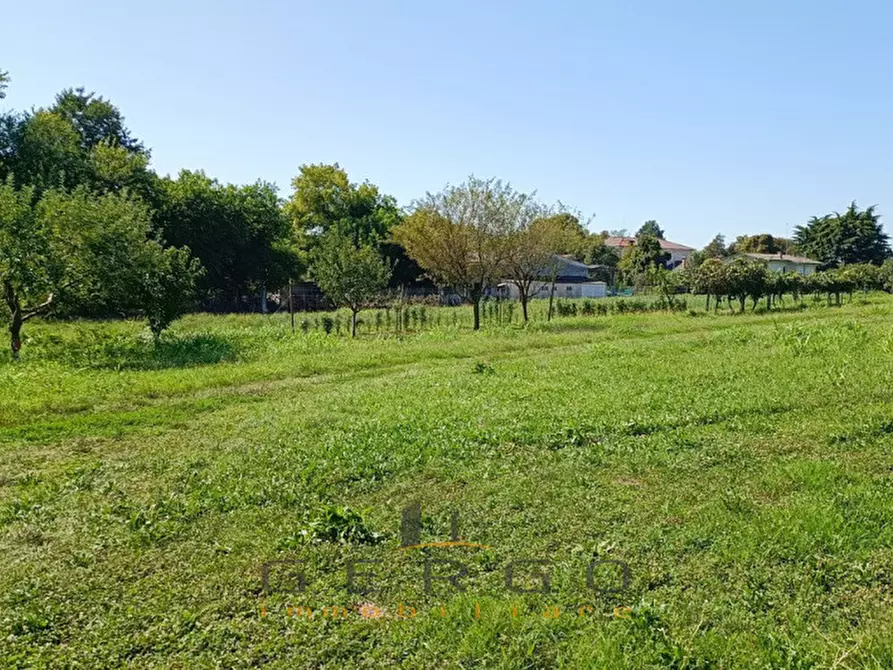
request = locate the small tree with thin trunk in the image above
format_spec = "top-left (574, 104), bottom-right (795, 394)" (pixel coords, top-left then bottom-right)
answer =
top-left (310, 231), bottom-right (391, 337)
top-left (504, 208), bottom-right (588, 323)
top-left (492, 194), bottom-right (558, 323)
top-left (519, 213), bottom-right (588, 322)
top-left (394, 177), bottom-right (512, 330)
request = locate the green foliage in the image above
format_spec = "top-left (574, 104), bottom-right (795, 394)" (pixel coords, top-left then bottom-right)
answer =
top-left (141, 247), bottom-right (203, 340)
top-left (1, 110), bottom-right (84, 190)
top-left (286, 163), bottom-right (401, 248)
top-left (293, 505), bottom-right (382, 546)
top-left (310, 231), bottom-right (391, 336)
top-left (0, 69), bottom-right (8, 99)
top-left (0, 90), bottom-right (152, 196)
top-left (582, 233), bottom-right (619, 270)
top-left (618, 233), bottom-right (670, 283)
top-left (154, 170), bottom-right (297, 300)
top-left (471, 361), bottom-right (495, 374)
top-left (396, 176), bottom-right (519, 329)
top-left (724, 256), bottom-right (770, 311)
top-left (51, 87), bottom-right (144, 153)
top-left (729, 233), bottom-right (791, 254)
top-left (0, 180), bottom-right (198, 355)
top-left (793, 202), bottom-right (890, 267)
top-left (702, 234), bottom-right (729, 259)
top-left (502, 203), bottom-right (582, 321)
top-left (880, 259), bottom-right (893, 292)
top-left (688, 256), bottom-right (891, 312)
top-left (636, 219), bottom-right (664, 239)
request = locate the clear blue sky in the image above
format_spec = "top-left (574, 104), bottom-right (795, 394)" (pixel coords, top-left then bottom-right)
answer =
top-left (4, 0), bottom-right (892, 247)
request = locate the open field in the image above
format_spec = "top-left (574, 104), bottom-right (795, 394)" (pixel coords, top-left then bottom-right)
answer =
top-left (1, 298), bottom-right (893, 667)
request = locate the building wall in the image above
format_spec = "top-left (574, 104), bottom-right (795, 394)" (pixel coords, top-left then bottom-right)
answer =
top-left (501, 282), bottom-right (607, 300)
top-left (766, 260), bottom-right (818, 276)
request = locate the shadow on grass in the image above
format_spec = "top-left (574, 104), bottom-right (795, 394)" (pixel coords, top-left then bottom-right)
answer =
top-left (32, 332), bottom-right (240, 371)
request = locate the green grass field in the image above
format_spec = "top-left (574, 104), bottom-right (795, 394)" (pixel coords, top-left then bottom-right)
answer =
top-left (2, 297), bottom-right (892, 668)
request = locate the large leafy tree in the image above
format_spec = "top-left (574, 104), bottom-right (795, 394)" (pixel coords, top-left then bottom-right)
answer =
top-left (286, 163), bottom-right (401, 248)
top-left (702, 234), bottom-right (729, 258)
top-left (0, 180), bottom-right (199, 358)
top-left (636, 220), bottom-right (664, 239)
top-left (618, 233), bottom-right (670, 283)
top-left (51, 88), bottom-right (144, 153)
top-left (285, 163), bottom-right (421, 287)
top-left (310, 231), bottom-right (391, 337)
top-left (0, 110), bottom-right (84, 190)
top-left (154, 170), bottom-right (298, 303)
top-left (729, 233), bottom-right (791, 254)
top-left (793, 203), bottom-right (890, 267)
top-left (394, 177), bottom-right (514, 330)
top-left (0, 88), bottom-right (155, 198)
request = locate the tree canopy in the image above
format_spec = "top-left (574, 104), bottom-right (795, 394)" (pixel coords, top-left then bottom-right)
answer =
top-left (286, 163), bottom-right (401, 248)
top-left (310, 230), bottom-right (391, 337)
top-left (153, 171), bottom-right (298, 303)
top-left (51, 88), bottom-right (145, 153)
top-left (500, 199), bottom-right (563, 322)
top-left (702, 234), bottom-right (729, 259)
top-left (618, 233), bottom-right (670, 283)
top-left (0, 180), bottom-right (200, 356)
top-left (395, 177), bottom-right (516, 329)
top-left (636, 220), bottom-right (664, 239)
top-left (729, 233), bottom-right (791, 255)
top-left (0, 91), bottom-right (155, 198)
top-left (793, 203), bottom-right (890, 267)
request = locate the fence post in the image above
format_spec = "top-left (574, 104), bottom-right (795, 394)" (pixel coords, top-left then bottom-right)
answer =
top-left (289, 280), bottom-right (295, 334)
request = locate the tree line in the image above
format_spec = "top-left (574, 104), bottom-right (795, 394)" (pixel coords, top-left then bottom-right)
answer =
top-left (2, 71), bottom-right (892, 356)
top-left (683, 257), bottom-right (893, 312)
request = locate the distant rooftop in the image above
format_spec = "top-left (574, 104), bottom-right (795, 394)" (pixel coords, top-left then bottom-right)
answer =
top-left (603, 236), bottom-right (694, 251)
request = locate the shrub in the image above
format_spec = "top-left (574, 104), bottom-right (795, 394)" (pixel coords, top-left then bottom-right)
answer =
top-left (471, 362), bottom-right (495, 375)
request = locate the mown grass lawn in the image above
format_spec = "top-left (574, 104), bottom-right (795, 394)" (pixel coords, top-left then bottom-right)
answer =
top-left (1, 298), bottom-right (892, 668)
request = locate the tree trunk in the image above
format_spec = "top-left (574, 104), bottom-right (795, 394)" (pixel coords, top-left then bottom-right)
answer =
top-left (520, 294), bottom-right (529, 323)
top-left (3, 281), bottom-right (22, 361)
top-left (351, 309), bottom-right (358, 337)
top-left (470, 283), bottom-right (484, 331)
top-left (705, 294), bottom-right (711, 311)
top-left (9, 315), bottom-right (22, 361)
top-left (547, 278), bottom-right (557, 321)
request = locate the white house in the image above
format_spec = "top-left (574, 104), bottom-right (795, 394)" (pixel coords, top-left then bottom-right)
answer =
top-left (735, 252), bottom-right (821, 275)
top-left (603, 236), bottom-right (694, 269)
top-left (497, 255), bottom-right (607, 299)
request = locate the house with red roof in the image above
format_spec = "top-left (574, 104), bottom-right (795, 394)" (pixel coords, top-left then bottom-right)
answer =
top-left (603, 236), bottom-right (695, 269)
